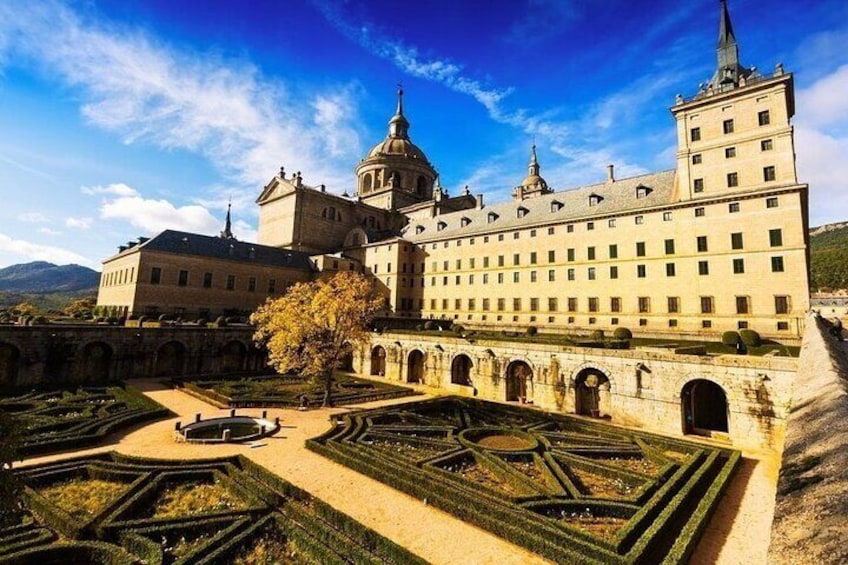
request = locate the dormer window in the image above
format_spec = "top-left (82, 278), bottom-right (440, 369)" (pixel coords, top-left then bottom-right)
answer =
top-left (415, 225), bottom-right (425, 234)
top-left (517, 206), bottom-right (529, 218)
top-left (460, 217), bottom-right (471, 227)
top-left (589, 194), bottom-right (603, 206)
top-left (437, 221), bottom-right (447, 231)
top-left (488, 212), bottom-right (499, 223)
top-left (550, 200), bottom-right (563, 212)
top-left (635, 185), bottom-right (652, 199)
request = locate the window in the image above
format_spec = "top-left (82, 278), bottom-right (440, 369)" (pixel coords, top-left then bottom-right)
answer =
top-left (692, 154), bottom-right (702, 165)
top-left (268, 279), bottom-right (276, 293)
top-left (668, 297), bottom-right (680, 313)
top-left (777, 321), bottom-right (789, 330)
top-left (567, 268), bottom-right (575, 280)
top-left (567, 224), bottom-right (574, 233)
top-left (469, 299), bottom-right (476, 311)
top-left (763, 166), bottom-right (776, 182)
top-left (690, 127), bottom-right (701, 141)
top-left (663, 211), bottom-right (672, 221)
top-left (769, 228), bottom-right (783, 247)
top-left (758, 110), bottom-right (770, 126)
top-left (548, 227), bottom-right (555, 235)
top-left (585, 221), bottom-right (594, 232)
top-left (610, 297), bottom-right (621, 312)
top-left (610, 266), bottom-right (619, 279)
top-left (775, 296), bottom-right (790, 314)
top-left (497, 273), bottom-right (504, 284)
top-left (587, 247), bottom-right (596, 260)
top-left (589, 194), bottom-right (603, 206)
top-left (461, 217), bottom-right (471, 227)
top-left (483, 274), bottom-right (489, 284)
top-left (766, 196), bottom-right (778, 208)
top-left (483, 257), bottom-right (490, 268)
top-left (469, 274), bottom-right (474, 285)
top-left (226, 275), bottom-right (236, 290)
top-left (761, 139), bottom-right (773, 151)
top-left (771, 256), bottom-right (785, 272)
top-left (609, 244), bottom-right (618, 259)
top-left (664, 239), bottom-right (675, 254)
top-left (150, 267), bottom-right (161, 285)
top-left (638, 297), bottom-right (650, 313)
top-left (697, 236), bottom-right (708, 252)
top-left (733, 258), bottom-right (745, 274)
top-left (567, 248), bottom-right (575, 261)
top-left (666, 263), bottom-right (676, 277)
top-left (178, 269), bottom-right (188, 287)
top-left (513, 272), bottom-right (520, 283)
top-left (567, 297), bottom-right (577, 312)
top-left (443, 261), bottom-right (448, 271)
top-left (455, 275), bottom-right (460, 285)
top-left (702, 320), bottom-right (712, 329)
top-left (694, 178), bottom-right (704, 193)
top-left (725, 147), bottom-right (736, 158)
top-left (482, 298), bottom-right (490, 311)
top-left (497, 298), bottom-right (505, 311)
top-left (530, 252), bottom-right (537, 264)
top-left (246, 277), bottom-right (256, 292)
top-left (729, 202), bottom-right (740, 213)
top-left (587, 267), bottom-right (596, 280)
top-left (700, 296), bottom-right (714, 314)
top-left (727, 172), bottom-right (738, 187)
top-left (488, 212), bottom-right (499, 223)
top-left (698, 260), bottom-right (709, 275)
top-left (635, 215), bottom-right (644, 225)
top-left (734, 296), bottom-right (749, 315)
top-left (548, 297), bottom-right (558, 312)
top-left (469, 258), bottom-right (475, 269)
top-left (669, 319), bottom-right (678, 328)
top-left (498, 255), bottom-right (505, 267)
top-left (551, 201), bottom-right (563, 212)
top-left (513, 232), bottom-right (520, 240)
top-left (636, 242), bottom-right (646, 257)
top-left (530, 298), bottom-right (539, 312)
top-left (695, 207), bottom-right (705, 217)
top-left (637, 264), bottom-right (646, 278)
top-left (723, 119), bottom-right (734, 134)
top-left (517, 206), bottom-right (529, 218)
top-left (455, 299), bottom-right (462, 311)
top-left (548, 269), bottom-right (556, 281)
top-left (530, 271), bottom-right (537, 283)
top-left (513, 298), bottom-right (522, 312)
top-left (513, 253), bottom-right (520, 266)
top-left (203, 272), bottom-right (213, 288)
top-left (437, 221), bottom-right (446, 231)
top-left (731, 232), bottom-right (744, 250)
top-left (547, 250), bottom-right (555, 263)
top-left (588, 297), bottom-right (599, 312)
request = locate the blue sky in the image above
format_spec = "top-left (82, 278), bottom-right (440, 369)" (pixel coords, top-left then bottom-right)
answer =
top-left (0, 0), bottom-right (846, 269)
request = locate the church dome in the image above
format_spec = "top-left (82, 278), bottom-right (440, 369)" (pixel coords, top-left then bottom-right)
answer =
top-left (366, 137), bottom-right (430, 163)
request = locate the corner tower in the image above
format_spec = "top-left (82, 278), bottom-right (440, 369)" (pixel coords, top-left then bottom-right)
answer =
top-left (355, 87), bottom-right (438, 211)
top-left (513, 144), bottom-right (552, 200)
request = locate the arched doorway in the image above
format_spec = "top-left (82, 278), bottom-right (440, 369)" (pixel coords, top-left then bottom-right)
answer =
top-left (505, 361), bottom-right (533, 402)
top-left (370, 346), bottom-right (386, 377)
top-left (0, 342), bottom-right (20, 387)
top-left (156, 341), bottom-right (187, 377)
top-left (575, 368), bottom-right (610, 416)
top-left (682, 379), bottom-right (729, 436)
top-left (220, 340), bottom-right (247, 373)
top-left (338, 349), bottom-right (354, 372)
top-left (451, 355), bottom-right (473, 386)
top-left (407, 350), bottom-right (425, 383)
top-left (79, 341), bottom-right (113, 382)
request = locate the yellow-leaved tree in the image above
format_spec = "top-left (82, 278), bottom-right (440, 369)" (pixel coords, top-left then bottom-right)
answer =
top-left (250, 271), bottom-right (383, 407)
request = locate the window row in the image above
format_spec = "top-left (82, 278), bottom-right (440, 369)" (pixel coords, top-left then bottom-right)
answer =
top-left (149, 267), bottom-right (288, 293)
top-left (689, 111), bottom-right (771, 142)
top-left (102, 267), bottom-right (136, 287)
top-left (693, 166), bottom-right (776, 193)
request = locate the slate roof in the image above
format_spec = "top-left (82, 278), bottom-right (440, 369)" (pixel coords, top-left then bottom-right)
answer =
top-left (105, 230), bottom-right (315, 271)
top-left (402, 170), bottom-right (677, 241)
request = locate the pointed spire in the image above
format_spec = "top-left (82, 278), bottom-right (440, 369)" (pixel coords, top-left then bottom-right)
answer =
top-left (388, 83), bottom-right (410, 139)
top-left (711, 0), bottom-right (748, 90)
top-left (528, 143), bottom-right (540, 177)
top-left (718, 0), bottom-right (736, 48)
top-left (396, 81), bottom-right (404, 116)
top-left (220, 199), bottom-right (234, 240)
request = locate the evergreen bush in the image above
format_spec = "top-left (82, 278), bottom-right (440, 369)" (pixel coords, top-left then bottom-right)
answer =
top-left (613, 327), bottom-right (632, 340)
top-left (739, 329), bottom-right (761, 347)
top-left (721, 331), bottom-right (740, 346)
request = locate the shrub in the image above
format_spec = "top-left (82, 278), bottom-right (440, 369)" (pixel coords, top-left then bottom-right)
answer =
top-left (739, 329), bottom-right (761, 347)
top-left (721, 331), bottom-right (740, 346)
top-left (106, 316), bottom-right (119, 326)
top-left (215, 316), bottom-right (227, 327)
top-left (613, 327), bottom-right (632, 340)
top-left (590, 329), bottom-right (605, 341)
top-left (423, 321), bottom-right (437, 331)
top-left (452, 324), bottom-right (465, 334)
top-left (526, 326), bottom-right (538, 336)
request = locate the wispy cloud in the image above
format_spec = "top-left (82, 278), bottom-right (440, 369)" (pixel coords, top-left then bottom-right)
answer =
top-left (65, 217), bottom-right (93, 230)
top-left (17, 212), bottom-right (49, 223)
top-left (38, 227), bottom-right (62, 236)
top-left (81, 183), bottom-right (139, 197)
top-left (0, 232), bottom-right (95, 267)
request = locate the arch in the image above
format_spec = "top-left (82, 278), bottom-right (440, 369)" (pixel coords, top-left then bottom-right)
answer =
top-left (407, 350), bottom-right (425, 383)
top-left (370, 346), bottom-right (386, 377)
top-left (416, 175), bottom-right (427, 195)
top-left (0, 342), bottom-right (20, 387)
top-left (155, 340), bottom-right (187, 377)
top-left (682, 379), bottom-right (729, 436)
top-left (338, 349), bottom-right (354, 371)
top-left (362, 173), bottom-right (373, 193)
top-left (451, 354), bottom-right (473, 386)
top-left (574, 367), bottom-right (610, 416)
top-left (221, 340), bottom-right (247, 373)
top-left (505, 360), bottom-right (533, 402)
top-left (79, 341), bottom-right (113, 382)
top-left (344, 227), bottom-right (369, 248)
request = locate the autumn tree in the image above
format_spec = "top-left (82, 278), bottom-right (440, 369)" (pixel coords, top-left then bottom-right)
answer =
top-left (13, 302), bottom-right (39, 317)
top-left (250, 271), bottom-right (383, 407)
top-left (64, 296), bottom-right (97, 318)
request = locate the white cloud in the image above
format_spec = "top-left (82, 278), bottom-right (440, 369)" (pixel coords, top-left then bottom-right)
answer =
top-left (38, 227), bottom-right (62, 236)
top-left (100, 195), bottom-right (220, 235)
top-left (0, 232), bottom-right (95, 267)
top-left (81, 183), bottom-right (139, 197)
top-left (65, 217), bottom-right (93, 230)
top-left (17, 212), bottom-right (49, 223)
top-left (232, 219), bottom-right (258, 243)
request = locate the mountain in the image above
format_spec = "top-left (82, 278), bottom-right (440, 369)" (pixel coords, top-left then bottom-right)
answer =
top-left (0, 261), bottom-right (99, 293)
top-left (809, 222), bottom-right (848, 292)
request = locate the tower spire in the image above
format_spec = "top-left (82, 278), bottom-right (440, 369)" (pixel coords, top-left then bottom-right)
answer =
top-left (711, 0), bottom-right (749, 90)
top-left (528, 143), bottom-right (540, 177)
top-left (220, 199), bottom-right (234, 240)
top-left (388, 83), bottom-right (410, 139)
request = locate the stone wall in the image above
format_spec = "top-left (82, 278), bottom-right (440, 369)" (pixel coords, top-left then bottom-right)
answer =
top-left (0, 325), bottom-right (265, 387)
top-left (768, 316), bottom-right (848, 564)
top-left (356, 332), bottom-right (797, 451)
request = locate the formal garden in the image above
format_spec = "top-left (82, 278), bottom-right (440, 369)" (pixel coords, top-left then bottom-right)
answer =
top-left (173, 374), bottom-right (417, 409)
top-left (0, 385), bottom-right (169, 456)
top-left (308, 397), bottom-right (740, 565)
top-left (0, 452), bottom-right (423, 565)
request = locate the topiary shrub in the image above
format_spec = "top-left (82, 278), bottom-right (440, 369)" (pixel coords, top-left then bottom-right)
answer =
top-left (721, 331), bottom-right (741, 346)
top-left (526, 326), bottom-right (538, 336)
top-left (613, 327), bottom-right (632, 340)
top-left (215, 315), bottom-right (228, 327)
top-left (739, 329), bottom-right (761, 347)
top-left (452, 324), bottom-right (465, 334)
top-left (423, 320), bottom-right (437, 331)
top-left (590, 329), bottom-right (605, 341)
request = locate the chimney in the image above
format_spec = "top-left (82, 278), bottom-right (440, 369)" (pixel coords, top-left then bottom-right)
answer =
top-left (320, 184), bottom-right (326, 193)
top-left (607, 164), bottom-right (615, 182)
top-left (475, 194), bottom-right (484, 209)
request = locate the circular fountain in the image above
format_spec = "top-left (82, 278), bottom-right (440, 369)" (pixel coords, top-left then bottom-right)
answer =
top-left (175, 414), bottom-right (279, 444)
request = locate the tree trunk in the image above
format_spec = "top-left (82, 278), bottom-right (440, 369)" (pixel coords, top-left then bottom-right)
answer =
top-left (322, 369), bottom-right (334, 407)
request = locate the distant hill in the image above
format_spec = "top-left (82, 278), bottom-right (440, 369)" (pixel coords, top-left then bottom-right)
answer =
top-left (810, 222), bottom-right (848, 291)
top-left (0, 261), bottom-right (99, 292)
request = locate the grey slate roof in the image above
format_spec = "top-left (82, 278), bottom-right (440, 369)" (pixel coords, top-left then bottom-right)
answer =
top-left (107, 230), bottom-right (315, 271)
top-left (402, 170), bottom-right (677, 241)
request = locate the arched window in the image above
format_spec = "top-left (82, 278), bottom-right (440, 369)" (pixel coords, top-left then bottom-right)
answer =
top-left (451, 355), bottom-right (473, 386)
top-left (417, 175), bottom-right (427, 195)
top-left (362, 173), bottom-right (373, 193)
top-left (682, 379), bottom-right (729, 436)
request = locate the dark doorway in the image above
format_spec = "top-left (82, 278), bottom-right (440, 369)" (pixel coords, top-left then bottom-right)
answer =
top-left (370, 346), bottom-right (386, 376)
top-left (407, 350), bottom-right (425, 383)
top-left (451, 354), bottom-right (473, 386)
top-left (505, 361), bottom-right (532, 402)
top-left (0, 343), bottom-right (20, 387)
top-left (338, 350), bottom-right (354, 372)
top-left (79, 342), bottom-right (113, 382)
top-left (156, 341), bottom-right (187, 377)
top-left (682, 379), bottom-right (729, 436)
top-left (221, 341), bottom-right (247, 373)
top-left (575, 369), bottom-right (609, 416)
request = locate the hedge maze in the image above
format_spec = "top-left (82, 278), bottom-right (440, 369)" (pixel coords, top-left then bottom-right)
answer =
top-left (308, 397), bottom-right (740, 565)
top-left (0, 386), bottom-right (170, 456)
top-left (175, 374), bottom-right (417, 408)
top-left (2, 452), bottom-right (425, 565)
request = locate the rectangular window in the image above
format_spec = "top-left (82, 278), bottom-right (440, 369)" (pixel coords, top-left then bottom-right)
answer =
top-left (483, 257), bottom-right (490, 268)
top-left (567, 268), bottom-right (575, 281)
top-left (587, 246), bottom-right (596, 260)
top-left (663, 211), bottom-right (672, 221)
top-left (567, 297), bottom-right (577, 312)
top-left (637, 264), bottom-right (646, 278)
top-left (469, 274), bottom-right (474, 284)
top-left (498, 255), bottom-right (505, 267)
top-left (248, 277), bottom-right (256, 292)
top-left (513, 272), bottom-right (520, 283)
top-left (733, 258), bottom-right (745, 274)
top-left (694, 178), bottom-right (704, 193)
top-left (567, 248), bottom-right (575, 261)
top-left (775, 296), bottom-right (789, 314)
top-left (178, 269), bottom-right (188, 287)
top-left (226, 275), bottom-right (236, 290)
top-left (587, 222), bottom-right (595, 231)
top-left (498, 273), bottom-right (504, 284)
top-left (548, 250), bottom-right (556, 263)
top-left (771, 256), bottom-right (785, 272)
top-left (725, 147), bottom-right (736, 158)
top-left (692, 154), bottom-right (702, 164)
top-left (587, 267), bottom-right (596, 280)
top-left (548, 297), bottom-right (558, 312)
top-left (729, 202), bottom-right (740, 213)
top-left (268, 279), bottom-right (276, 294)
top-left (609, 244), bottom-right (618, 259)
top-left (530, 251), bottom-right (537, 264)
top-left (758, 110), bottom-right (770, 126)
top-left (695, 207), bottom-right (705, 217)
top-left (469, 299), bottom-right (476, 311)
top-left (731, 232), bottom-right (744, 249)
top-left (635, 215), bottom-right (644, 225)
top-left (530, 271), bottom-right (537, 283)
top-left (150, 267), bottom-right (161, 285)
top-left (470, 258), bottom-right (475, 269)
top-left (483, 273), bottom-right (489, 284)
top-left (608, 218), bottom-right (616, 228)
top-left (769, 228), bottom-right (783, 247)
top-left (455, 299), bottom-right (462, 311)
top-left (638, 297), bottom-right (650, 313)
top-left (455, 275), bottom-right (460, 285)
top-left (700, 296), bottom-right (714, 314)
top-left (736, 296), bottom-right (750, 314)
top-left (456, 259), bottom-right (461, 269)
top-left (697, 235), bottom-right (708, 252)
top-left (727, 172), bottom-right (738, 187)
top-left (497, 298), bottom-right (505, 311)
top-left (668, 297), bottom-right (680, 313)
top-left (203, 272), bottom-right (213, 288)
top-left (761, 139), bottom-right (773, 151)
top-left (664, 239), bottom-right (675, 254)
top-left (530, 298), bottom-right (539, 312)
top-left (567, 224), bottom-right (574, 233)
top-left (442, 299), bottom-right (449, 310)
top-left (698, 260), bottom-right (709, 275)
top-left (548, 269), bottom-right (556, 282)
top-left (513, 298), bottom-right (521, 312)
top-left (690, 127), bottom-right (701, 141)
top-left (610, 297), bottom-right (621, 313)
top-left (666, 263), bottom-right (676, 277)
top-left (763, 166), bottom-right (776, 182)
top-left (610, 266), bottom-right (619, 279)
top-left (482, 298), bottom-right (490, 311)
top-left (588, 297), bottom-right (599, 312)
top-left (766, 196), bottom-right (778, 208)
top-left (723, 119), bottom-right (734, 134)
top-left (636, 241), bottom-right (646, 257)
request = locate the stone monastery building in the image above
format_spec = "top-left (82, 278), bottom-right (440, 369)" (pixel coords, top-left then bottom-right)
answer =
top-left (97, 0), bottom-right (810, 341)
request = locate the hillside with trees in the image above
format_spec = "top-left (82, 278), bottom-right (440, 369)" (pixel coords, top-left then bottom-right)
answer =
top-left (810, 222), bottom-right (848, 292)
top-left (0, 261), bottom-right (99, 311)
